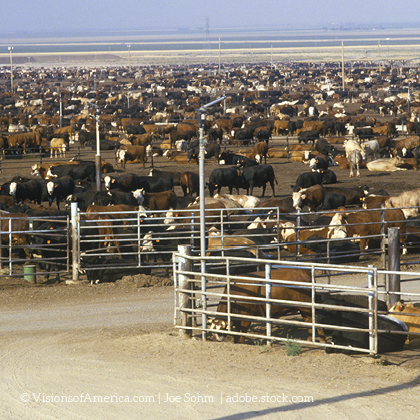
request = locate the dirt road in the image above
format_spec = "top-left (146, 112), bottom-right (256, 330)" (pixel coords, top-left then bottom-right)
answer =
top-left (1, 282), bottom-right (419, 419)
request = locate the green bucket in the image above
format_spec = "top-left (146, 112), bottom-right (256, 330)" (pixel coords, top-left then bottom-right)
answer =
top-left (23, 265), bottom-right (36, 283)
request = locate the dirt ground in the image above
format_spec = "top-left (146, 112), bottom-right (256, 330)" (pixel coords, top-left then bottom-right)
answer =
top-left (2, 127), bottom-right (420, 417)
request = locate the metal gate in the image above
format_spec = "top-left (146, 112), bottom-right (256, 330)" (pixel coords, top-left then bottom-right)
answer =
top-left (174, 247), bottom-right (420, 354)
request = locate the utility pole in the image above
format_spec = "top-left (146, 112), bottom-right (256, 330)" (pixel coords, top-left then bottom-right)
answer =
top-left (127, 44), bottom-right (131, 72)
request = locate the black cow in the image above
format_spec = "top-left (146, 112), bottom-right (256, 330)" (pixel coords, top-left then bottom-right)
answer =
top-left (9, 179), bottom-right (43, 205)
top-left (303, 234), bottom-right (360, 264)
top-left (320, 169), bottom-right (337, 185)
top-left (104, 173), bottom-right (149, 192)
top-left (321, 119), bottom-right (336, 137)
top-left (66, 191), bottom-right (98, 211)
top-left (292, 172), bottom-right (323, 192)
top-left (354, 127), bottom-right (373, 142)
top-left (208, 127), bottom-right (223, 143)
top-left (28, 221), bottom-right (69, 282)
top-left (335, 121), bottom-right (347, 136)
top-left (126, 125), bottom-right (146, 135)
top-left (48, 161), bottom-right (96, 183)
top-left (298, 129), bottom-right (320, 145)
top-left (93, 190), bottom-right (138, 207)
top-left (237, 164), bottom-right (277, 197)
top-left (139, 175), bottom-right (173, 192)
top-left (78, 130), bottom-right (96, 148)
top-left (47, 176), bottom-right (75, 209)
top-left (230, 127), bottom-right (253, 146)
top-left (321, 191), bottom-right (346, 210)
top-left (219, 151), bottom-right (247, 166)
top-left (309, 154), bottom-right (330, 172)
top-left (287, 120), bottom-right (297, 136)
top-left (187, 141), bottom-right (220, 164)
top-left (149, 168), bottom-right (180, 186)
top-left (323, 186), bottom-right (368, 206)
top-left (207, 167), bottom-right (240, 197)
top-left (315, 138), bottom-right (334, 155)
top-left (0, 175), bottom-right (29, 196)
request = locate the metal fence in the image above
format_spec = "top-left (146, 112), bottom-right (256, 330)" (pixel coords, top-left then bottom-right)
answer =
top-left (2, 202), bottom-right (420, 289)
top-left (173, 248), bottom-right (420, 354)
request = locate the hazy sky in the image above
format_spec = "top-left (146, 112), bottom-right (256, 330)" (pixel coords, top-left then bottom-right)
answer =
top-left (3, 0), bottom-right (420, 34)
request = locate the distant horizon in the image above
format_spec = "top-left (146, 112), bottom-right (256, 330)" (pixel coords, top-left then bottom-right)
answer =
top-left (2, 21), bottom-right (420, 41)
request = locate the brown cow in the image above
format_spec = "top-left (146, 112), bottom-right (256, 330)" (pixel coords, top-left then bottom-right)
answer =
top-left (209, 268), bottom-right (325, 344)
top-left (85, 204), bottom-right (138, 258)
top-left (180, 172), bottom-right (199, 197)
top-left (130, 133), bottom-right (154, 146)
top-left (0, 213), bottom-right (31, 259)
top-left (292, 184), bottom-right (325, 212)
top-left (239, 141), bottom-right (269, 164)
top-left (361, 194), bottom-right (390, 209)
top-left (133, 189), bottom-right (177, 211)
top-left (334, 208), bottom-right (407, 253)
top-left (389, 301), bottom-right (420, 341)
top-left (8, 131), bottom-right (42, 153)
top-left (116, 145), bottom-right (147, 168)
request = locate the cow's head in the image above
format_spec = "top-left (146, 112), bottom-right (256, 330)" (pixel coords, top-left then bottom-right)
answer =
top-left (328, 213), bottom-right (347, 239)
top-left (132, 188), bottom-right (145, 205)
top-left (292, 191), bottom-right (305, 210)
top-left (46, 181), bottom-right (55, 196)
top-left (104, 176), bottom-right (112, 190)
top-left (208, 319), bottom-right (229, 342)
top-left (116, 149), bottom-right (126, 165)
top-left (9, 182), bottom-right (17, 196)
top-left (31, 164), bottom-right (41, 176)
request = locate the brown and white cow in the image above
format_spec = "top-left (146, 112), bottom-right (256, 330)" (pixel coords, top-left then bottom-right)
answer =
top-left (292, 184), bottom-right (325, 212)
top-left (334, 208), bottom-right (407, 253)
top-left (132, 189), bottom-right (177, 211)
top-left (116, 145), bottom-right (147, 168)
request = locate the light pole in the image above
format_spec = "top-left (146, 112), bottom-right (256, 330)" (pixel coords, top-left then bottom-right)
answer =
top-left (88, 102), bottom-right (101, 191)
top-left (197, 95), bottom-right (226, 340)
top-left (127, 44), bottom-right (131, 72)
top-left (8, 47), bottom-right (13, 94)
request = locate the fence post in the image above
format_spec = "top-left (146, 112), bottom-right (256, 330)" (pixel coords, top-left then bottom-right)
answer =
top-left (368, 265), bottom-right (378, 355)
top-left (388, 227), bottom-right (401, 307)
top-left (67, 202), bottom-right (80, 284)
top-left (176, 245), bottom-right (192, 338)
top-left (265, 263), bottom-right (272, 343)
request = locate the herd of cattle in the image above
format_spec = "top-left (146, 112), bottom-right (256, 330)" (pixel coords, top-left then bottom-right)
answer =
top-left (1, 61), bottom-right (420, 350)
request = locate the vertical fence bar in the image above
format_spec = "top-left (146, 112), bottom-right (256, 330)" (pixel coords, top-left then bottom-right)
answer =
top-left (368, 265), bottom-right (378, 355)
top-left (388, 227), bottom-right (401, 307)
top-left (69, 202), bottom-right (80, 284)
top-left (265, 263), bottom-right (272, 342)
top-left (311, 266), bottom-right (316, 343)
